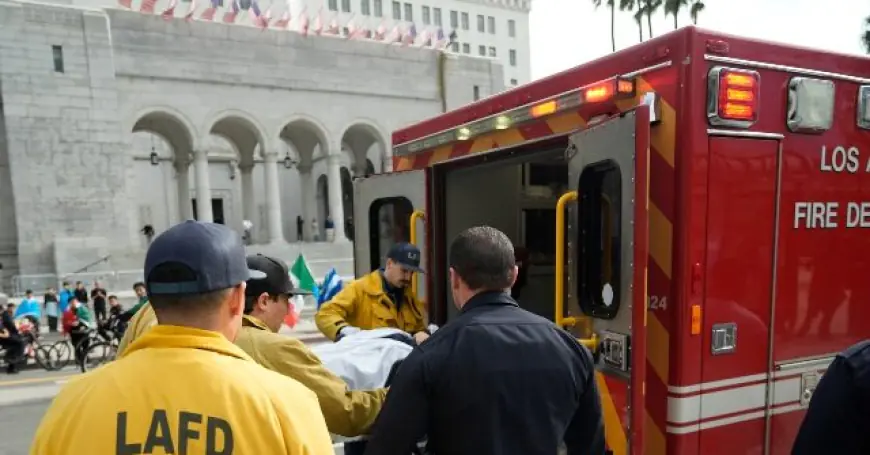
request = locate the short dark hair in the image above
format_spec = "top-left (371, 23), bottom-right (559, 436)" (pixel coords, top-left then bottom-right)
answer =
top-left (108, 295), bottom-right (118, 300)
top-left (133, 282), bottom-right (145, 289)
top-left (449, 226), bottom-right (515, 291)
top-left (147, 263), bottom-right (231, 317)
top-left (244, 293), bottom-right (278, 314)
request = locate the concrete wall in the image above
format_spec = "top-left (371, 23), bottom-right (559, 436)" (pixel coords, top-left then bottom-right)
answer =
top-left (0, 0), bottom-right (504, 281)
top-left (0, 1), bottom-right (132, 277)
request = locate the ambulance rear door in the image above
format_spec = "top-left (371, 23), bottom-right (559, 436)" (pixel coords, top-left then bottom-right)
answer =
top-left (560, 107), bottom-right (651, 455)
top-left (353, 169), bottom-right (428, 302)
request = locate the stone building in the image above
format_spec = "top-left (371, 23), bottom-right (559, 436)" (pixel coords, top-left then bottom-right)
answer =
top-left (0, 0), bottom-right (503, 285)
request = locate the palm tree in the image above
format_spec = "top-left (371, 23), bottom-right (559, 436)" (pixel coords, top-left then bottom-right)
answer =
top-left (863, 16), bottom-right (870, 54)
top-left (690, 0), bottom-right (705, 25)
top-left (620, 0), bottom-right (644, 42)
top-left (643, 0), bottom-right (663, 38)
top-left (593, 0), bottom-right (618, 52)
top-left (664, 0), bottom-right (688, 29)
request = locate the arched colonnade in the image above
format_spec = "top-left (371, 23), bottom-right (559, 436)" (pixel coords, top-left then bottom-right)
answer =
top-left (130, 107), bottom-right (389, 244)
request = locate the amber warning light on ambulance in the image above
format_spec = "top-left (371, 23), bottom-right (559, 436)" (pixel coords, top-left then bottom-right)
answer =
top-left (708, 67), bottom-right (760, 128)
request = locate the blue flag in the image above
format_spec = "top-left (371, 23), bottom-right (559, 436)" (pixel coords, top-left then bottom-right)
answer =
top-left (317, 268), bottom-right (344, 310)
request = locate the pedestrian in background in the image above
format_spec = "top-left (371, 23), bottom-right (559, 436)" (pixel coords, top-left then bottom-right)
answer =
top-left (43, 287), bottom-right (59, 333)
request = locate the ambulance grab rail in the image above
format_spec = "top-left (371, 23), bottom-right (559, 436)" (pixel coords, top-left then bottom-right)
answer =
top-left (555, 191), bottom-right (599, 352)
top-left (409, 210), bottom-right (426, 297)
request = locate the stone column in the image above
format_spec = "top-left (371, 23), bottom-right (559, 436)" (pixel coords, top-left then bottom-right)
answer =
top-left (193, 149), bottom-right (213, 222)
top-left (325, 153), bottom-right (348, 242)
top-left (263, 151), bottom-right (285, 245)
top-left (297, 164), bottom-right (314, 242)
top-left (175, 160), bottom-right (192, 222)
top-left (230, 160), bottom-right (245, 234)
top-left (240, 164), bottom-right (255, 241)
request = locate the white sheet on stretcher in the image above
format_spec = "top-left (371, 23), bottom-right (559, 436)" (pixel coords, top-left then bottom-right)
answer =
top-left (309, 327), bottom-right (414, 390)
top-left (309, 328), bottom-right (415, 445)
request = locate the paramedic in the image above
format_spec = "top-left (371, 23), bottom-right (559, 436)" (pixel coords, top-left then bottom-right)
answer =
top-left (31, 221), bottom-right (334, 455)
top-left (315, 242), bottom-right (429, 344)
top-left (115, 254), bottom-right (388, 438)
top-left (364, 226), bottom-right (605, 455)
top-left (235, 253), bottom-right (388, 437)
top-left (792, 339), bottom-right (870, 454)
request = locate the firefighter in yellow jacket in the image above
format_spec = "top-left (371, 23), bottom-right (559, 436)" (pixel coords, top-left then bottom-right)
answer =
top-left (116, 254), bottom-right (388, 438)
top-left (31, 221), bottom-right (334, 455)
top-left (315, 242), bottom-right (429, 344)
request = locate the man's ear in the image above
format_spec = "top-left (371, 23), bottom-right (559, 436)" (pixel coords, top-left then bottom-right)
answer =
top-left (228, 282), bottom-right (246, 317)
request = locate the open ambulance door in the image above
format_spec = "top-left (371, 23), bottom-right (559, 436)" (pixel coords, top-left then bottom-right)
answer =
top-left (352, 169), bottom-right (428, 303)
top-left (557, 108), bottom-right (650, 455)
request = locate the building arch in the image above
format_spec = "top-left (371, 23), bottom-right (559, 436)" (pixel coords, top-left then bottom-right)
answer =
top-left (129, 106), bottom-right (199, 160)
top-left (202, 109), bottom-right (270, 166)
top-left (277, 115), bottom-right (332, 166)
top-left (338, 118), bottom-right (389, 175)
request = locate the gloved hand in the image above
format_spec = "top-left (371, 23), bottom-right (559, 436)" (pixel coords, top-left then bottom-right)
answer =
top-left (335, 325), bottom-right (361, 341)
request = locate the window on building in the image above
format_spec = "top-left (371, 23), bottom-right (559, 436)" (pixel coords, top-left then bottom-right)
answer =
top-left (51, 45), bottom-right (64, 73)
top-left (576, 161), bottom-right (623, 319)
top-left (510, 78), bottom-right (518, 86)
top-left (508, 19), bottom-right (516, 37)
top-left (361, 0), bottom-right (370, 15)
top-left (451, 41), bottom-right (459, 52)
top-left (461, 12), bottom-right (469, 30)
top-left (342, 26), bottom-right (350, 35)
top-left (374, 0), bottom-right (383, 16)
top-left (341, 0), bottom-right (351, 12)
top-left (487, 16), bottom-right (495, 33)
top-left (433, 7), bottom-right (442, 26)
top-left (488, 46), bottom-right (496, 57)
top-left (422, 6), bottom-right (430, 24)
top-left (478, 45), bottom-right (485, 56)
top-left (403, 3), bottom-right (412, 21)
top-left (239, 0), bottom-right (250, 9)
top-left (473, 85), bottom-right (480, 101)
top-left (392, 1), bottom-right (401, 19)
top-left (462, 42), bottom-right (470, 53)
top-left (328, 0), bottom-right (338, 11)
top-left (450, 10), bottom-right (458, 28)
top-left (509, 49), bottom-right (517, 66)
top-left (477, 14), bottom-right (484, 32)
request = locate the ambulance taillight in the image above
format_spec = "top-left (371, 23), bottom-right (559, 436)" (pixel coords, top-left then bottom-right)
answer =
top-left (707, 67), bottom-right (760, 128)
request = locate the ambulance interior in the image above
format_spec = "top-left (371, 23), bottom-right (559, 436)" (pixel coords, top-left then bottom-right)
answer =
top-left (439, 146), bottom-right (571, 322)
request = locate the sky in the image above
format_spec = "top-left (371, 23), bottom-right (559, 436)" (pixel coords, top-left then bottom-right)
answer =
top-left (528, 0), bottom-right (869, 80)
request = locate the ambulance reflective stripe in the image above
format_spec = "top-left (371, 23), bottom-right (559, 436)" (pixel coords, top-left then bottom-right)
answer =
top-left (116, 410), bottom-right (233, 455)
top-left (664, 359), bottom-right (833, 435)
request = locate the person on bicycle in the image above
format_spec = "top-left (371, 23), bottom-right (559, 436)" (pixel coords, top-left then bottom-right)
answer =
top-left (116, 254), bottom-right (389, 439)
top-left (0, 303), bottom-right (25, 374)
top-left (63, 297), bottom-right (94, 364)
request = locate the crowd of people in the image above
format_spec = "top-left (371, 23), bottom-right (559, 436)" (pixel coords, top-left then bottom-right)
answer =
top-left (24, 219), bottom-right (865, 454)
top-left (0, 279), bottom-right (151, 374)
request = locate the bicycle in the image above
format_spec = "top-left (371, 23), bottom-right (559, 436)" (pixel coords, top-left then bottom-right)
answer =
top-left (79, 318), bottom-right (124, 373)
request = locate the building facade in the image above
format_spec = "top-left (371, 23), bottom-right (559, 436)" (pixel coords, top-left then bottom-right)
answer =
top-left (57, 0), bottom-right (532, 90)
top-left (0, 0), bottom-right (503, 282)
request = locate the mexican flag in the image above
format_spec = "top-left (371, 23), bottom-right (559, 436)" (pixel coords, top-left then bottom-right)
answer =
top-left (287, 254), bottom-right (319, 328)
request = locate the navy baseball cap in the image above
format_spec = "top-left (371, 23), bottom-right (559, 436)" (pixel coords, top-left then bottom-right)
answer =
top-left (245, 254), bottom-right (312, 297)
top-left (387, 243), bottom-right (424, 273)
top-left (144, 221), bottom-right (266, 296)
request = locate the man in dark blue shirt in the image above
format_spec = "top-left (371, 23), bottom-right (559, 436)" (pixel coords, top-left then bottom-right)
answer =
top-left (792, 340), bottom-right (870, 454)
top-left (365, 226), bottom-right (604, 455)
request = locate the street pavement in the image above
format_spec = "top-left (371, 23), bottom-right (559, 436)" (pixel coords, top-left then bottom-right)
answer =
top-left (0, 322), bottom-right (349, 455)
